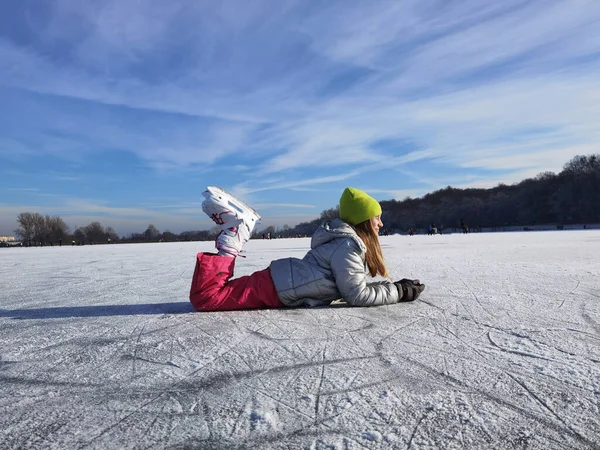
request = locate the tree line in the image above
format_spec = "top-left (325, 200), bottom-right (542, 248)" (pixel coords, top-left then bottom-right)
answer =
top-left (11, 154), bottom-right (600, 245)
top-left (14, 213), bottom-right (120, 246)
top-left (376, 153), bottom-right (600, 233)
top-left (275, 153), bottom-right (600, 236)
top-left (13, 215), bottom-right (212, 246)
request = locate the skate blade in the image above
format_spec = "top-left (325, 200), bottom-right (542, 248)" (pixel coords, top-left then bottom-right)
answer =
top-left (205, 186), bottom-right (261, 222)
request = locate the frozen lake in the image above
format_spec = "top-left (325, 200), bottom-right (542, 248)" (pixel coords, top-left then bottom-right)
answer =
top-left (1, 231), bottom-right (599, 449)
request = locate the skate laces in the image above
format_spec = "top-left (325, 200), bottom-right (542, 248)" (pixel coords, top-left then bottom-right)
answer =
top-left (222, 226), bottom-right (239, 236)
top-left (215, 226), bottom-right (247, 258)
top-left (210, 212), bottom-right (227, 226)
top-left (208, 210), bottom-right (241, 227)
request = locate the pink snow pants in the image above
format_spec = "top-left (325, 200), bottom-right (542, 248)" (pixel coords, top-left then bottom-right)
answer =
top-left (189, 252), bottom-right (285, 311)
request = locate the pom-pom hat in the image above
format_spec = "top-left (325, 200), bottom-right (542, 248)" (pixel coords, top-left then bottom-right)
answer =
top-left (339, 187), bottom-right (382, 225)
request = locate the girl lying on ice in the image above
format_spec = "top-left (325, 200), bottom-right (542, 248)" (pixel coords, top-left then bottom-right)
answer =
top-left (189, 186), bottom-right (425, 311)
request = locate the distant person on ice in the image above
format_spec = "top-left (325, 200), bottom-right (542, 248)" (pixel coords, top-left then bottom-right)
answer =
top-left (189, 186), bottom-right (425, 311)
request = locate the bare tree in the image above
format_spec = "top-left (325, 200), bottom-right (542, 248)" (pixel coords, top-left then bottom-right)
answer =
top-left (15, 212), bottom-right (47, 244)
top-left (15, 212), bottom-right (38, 244)
top-left (73, 228), bottom-right (86, 244)
top-left (16, 213), bottom-right (68, 245)
top-left (144, 224), bottom-right (160, 241)
top-left (84, 222), bottom-right (105, 243)
top-left (262, 225), bottom-right (276, 238)
top-left (105, 226), bottom-right (119, 242)
top-left (563, 154), bottom-right (600, 175)
top-left (320, 206), bottom-right (339, 220)
top-left (32, 214), bottom-right (46, 244)
top-left (161, 230), bottom-right (176, 242)
top-left (45, 215), bottom-right (69, 244)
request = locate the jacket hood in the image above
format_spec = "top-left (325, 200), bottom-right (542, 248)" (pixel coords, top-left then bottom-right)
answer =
top-left (311, 218), bottom-right (366, 253)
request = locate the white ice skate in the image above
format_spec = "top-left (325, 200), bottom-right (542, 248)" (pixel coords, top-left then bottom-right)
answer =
top-left (202, 186), bottom-right (261, 257)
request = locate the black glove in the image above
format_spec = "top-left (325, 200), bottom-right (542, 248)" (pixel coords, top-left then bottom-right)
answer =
top-left (395, 279), bottom-right (425, 302)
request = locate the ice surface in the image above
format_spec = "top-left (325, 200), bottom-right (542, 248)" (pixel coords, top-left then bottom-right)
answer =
top-left (1, 231), bottom-right (599, 449)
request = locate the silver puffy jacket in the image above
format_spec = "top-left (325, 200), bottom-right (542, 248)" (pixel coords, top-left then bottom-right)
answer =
top-left (269, 218), bottom-right (401, 307)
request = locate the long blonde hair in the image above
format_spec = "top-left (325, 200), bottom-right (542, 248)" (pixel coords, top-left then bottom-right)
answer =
top-left (352, 219), bottom-right (389, 278)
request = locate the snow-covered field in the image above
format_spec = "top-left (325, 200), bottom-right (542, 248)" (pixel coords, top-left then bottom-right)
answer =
top-left (1, 231), bottom-right (599, 450)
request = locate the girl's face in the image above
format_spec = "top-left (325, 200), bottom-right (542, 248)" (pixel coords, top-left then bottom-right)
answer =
top-left (370, 215), bottom-right (383, 234)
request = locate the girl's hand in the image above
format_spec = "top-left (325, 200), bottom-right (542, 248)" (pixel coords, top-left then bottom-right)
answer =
top-left (395, 279), bottom-right (425, 302)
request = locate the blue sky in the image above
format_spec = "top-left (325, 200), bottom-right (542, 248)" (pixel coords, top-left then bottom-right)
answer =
top-left (1, 0), bottom-right (600, 236)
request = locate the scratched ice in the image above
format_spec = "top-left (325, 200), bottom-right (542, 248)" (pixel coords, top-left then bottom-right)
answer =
top-left (1, 231), bottom-right (599, 449)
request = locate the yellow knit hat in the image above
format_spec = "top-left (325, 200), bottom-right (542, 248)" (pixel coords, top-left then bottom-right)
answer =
top-left (339, 187), bottom-right (382, 225)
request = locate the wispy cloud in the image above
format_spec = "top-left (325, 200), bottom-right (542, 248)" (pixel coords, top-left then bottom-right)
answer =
top-left (236, 172), bottom-right (362, 195)
top-left (7, 188), bottom-right (41, 192)
top-left (253, 203), bottom-right (315, 209)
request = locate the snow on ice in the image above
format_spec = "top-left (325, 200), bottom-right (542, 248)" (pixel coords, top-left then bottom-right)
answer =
top-left (1, 231), bottom-right (599, 449)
